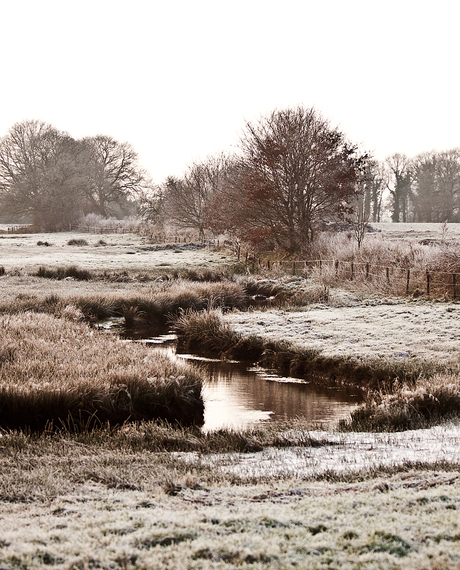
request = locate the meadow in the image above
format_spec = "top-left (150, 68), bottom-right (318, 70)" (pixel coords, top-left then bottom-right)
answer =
top-left (1, 224), bottom-right (460, 568)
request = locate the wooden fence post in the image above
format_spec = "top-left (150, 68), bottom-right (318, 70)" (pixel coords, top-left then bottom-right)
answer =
top-left (406, 269), bottom-right (410, 294)
top-left (386, 267), bottom-right (390, 284)
top-left (350, 261), bottom-right (354, 281)
top-left (292, 261), bottom-right (296, 275)
top-left (366, 262), bottom-right (370, 279)
top-left (454, 274), bottom-right (457, 299)
top-left (426, 269), bottom-right (430, 296)
top-left (335, 260), bottom-right (339, 276)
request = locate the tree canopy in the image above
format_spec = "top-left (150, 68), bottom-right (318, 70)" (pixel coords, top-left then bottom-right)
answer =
top-left (210, 106), bottom-right (368, 251)
top-left (0, 120), bottom-right (148, 229)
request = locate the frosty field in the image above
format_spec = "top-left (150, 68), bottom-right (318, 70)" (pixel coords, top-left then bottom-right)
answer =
top-left (0, 231), bottom-right (230, 273)
top-left (225, 298), bottom-right (460, 364)
top-left (2, 226), bottom-right (460, 568)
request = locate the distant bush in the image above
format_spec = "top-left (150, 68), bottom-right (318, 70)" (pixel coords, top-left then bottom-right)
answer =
top-left (67, 238), bottom-right (88, 246)
top-left (35, 265), bottom-right (93, 281)
top-left (37, 241), bottom-right (52, 247)
top-left (78, 214), bottom-right (142, 233)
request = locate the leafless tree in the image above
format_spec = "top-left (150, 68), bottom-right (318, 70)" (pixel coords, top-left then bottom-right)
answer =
top-left (161, 154), bottom-right (232, 240)
top-left (81, 135), bottom-right (147, 217)
top-left (220, 106), bottom-right (367, 252)
top-left (385, 153), bottom-right (413, 222)
top-left (412, 149), bottom-right (460, 223)
top-left (0, 120), bottom-right (87, 229)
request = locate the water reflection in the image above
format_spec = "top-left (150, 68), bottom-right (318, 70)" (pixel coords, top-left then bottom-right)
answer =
top-left (115, 323), bottom-right (363, 433)
top-left (181, 357), bottom-right (363, 432)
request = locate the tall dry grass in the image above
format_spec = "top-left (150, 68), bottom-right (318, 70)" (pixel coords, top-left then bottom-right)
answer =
top-left (0, 280), bottom-right (249, 325)
top-left (0, 313), bottom-right (204, 431)
top-left (340, 374), bottom-right (460, 432)
top-left (257, 232), bottom-right (460, 298)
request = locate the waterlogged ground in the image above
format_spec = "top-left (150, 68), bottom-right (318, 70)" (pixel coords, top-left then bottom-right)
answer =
top-left (182, 422), bottom-right (460, 479)
top-left (1, 465), bottom-right (460, 569)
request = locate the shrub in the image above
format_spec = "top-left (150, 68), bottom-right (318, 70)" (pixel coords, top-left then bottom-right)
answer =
top-left (67, 238), bottom-right (88, 246)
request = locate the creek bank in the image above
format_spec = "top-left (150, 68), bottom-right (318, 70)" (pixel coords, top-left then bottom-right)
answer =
top-left (172, 309), bottom-right (416, 396)
top-left (172, 306), bottom-right (460, 431)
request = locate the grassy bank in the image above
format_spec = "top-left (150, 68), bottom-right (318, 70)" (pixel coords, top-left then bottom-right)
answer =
top-left (173, 309), bottom-right (460, 431)
top-left (0, 313), bottom-right (204, 431)
top-left (0, 279), bottom-right (250, 325)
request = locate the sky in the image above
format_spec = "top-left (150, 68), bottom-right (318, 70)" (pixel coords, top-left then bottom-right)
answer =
top-left (1, 0), bottom-right (459, 183)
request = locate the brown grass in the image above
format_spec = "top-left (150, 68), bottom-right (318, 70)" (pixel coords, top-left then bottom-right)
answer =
top-left (0, 313), bottom-right (204, 431)
top-left (340, 375), bottom-right (460, 431)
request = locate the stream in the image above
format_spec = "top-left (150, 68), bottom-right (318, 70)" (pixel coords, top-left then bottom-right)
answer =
top-left (116, 324), bottom-right (363, 432)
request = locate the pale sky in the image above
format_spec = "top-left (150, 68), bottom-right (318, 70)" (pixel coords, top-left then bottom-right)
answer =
top-left (1, 0), bottom-right (459, 182)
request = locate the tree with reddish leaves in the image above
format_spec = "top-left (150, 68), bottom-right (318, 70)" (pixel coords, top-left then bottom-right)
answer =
top-left (216, 106), bottom-right (368, 252)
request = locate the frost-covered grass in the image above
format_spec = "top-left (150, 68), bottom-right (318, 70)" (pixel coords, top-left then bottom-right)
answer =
top-left (0, 313), bottom-right (204, 431)
top-left (1, 429), bottom-right (460, 569)
top-left (3, 226), bottom-right (460, 566)
top-left (223, 301), bottom-right (460, 430)
top-left (0, 279), bottom-right (250, 327)
top-left (225, 299), bottom-right (460, 365)
top-left (0, 230), bottom-right (234, 273)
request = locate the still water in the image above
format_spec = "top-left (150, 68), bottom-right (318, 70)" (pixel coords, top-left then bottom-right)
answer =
top-left (116, 325), bottom-right (363, 432)
top-left (182, 356), bottom-right (363, 432)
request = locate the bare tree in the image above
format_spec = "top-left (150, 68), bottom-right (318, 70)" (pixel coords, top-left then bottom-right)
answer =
top-left (0, 120), bottom-right (86, 229)
top-left (81, 135), bottom-right (147, 217)
top-left (220, 106), bottom-right (367, 252)
top-left (161, 154), bottom-right (232, 239)
top-left (385, 153), bottom-right (413, 222)
top-left (411, 149), bottom-right (460, 222)
top-left (361, 160), bottom-right (386, 223)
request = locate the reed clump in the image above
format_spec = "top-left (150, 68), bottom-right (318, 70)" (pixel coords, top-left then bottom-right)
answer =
top-left (340, 376), bottom-right (460, 432)
top-left (0, 313), bottom-right (204, 432)
top-left (34, 265), bottom-right (93, 281)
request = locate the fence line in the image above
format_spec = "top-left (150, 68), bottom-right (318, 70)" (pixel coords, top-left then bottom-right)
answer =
top-left (242, 255), bottom-right (460, 299)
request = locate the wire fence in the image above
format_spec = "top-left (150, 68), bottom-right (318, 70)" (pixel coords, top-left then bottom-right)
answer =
top-left (242, 255), bottom-right (460, 299)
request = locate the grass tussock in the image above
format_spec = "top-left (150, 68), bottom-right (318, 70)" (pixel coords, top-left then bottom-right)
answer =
top-left (34, 265), bottom-right (93, 280)
top-left (340, 376), bottom-right (460, 432)
top-left (0, 313), bottom-right (204, 432)
top-left (67, 238), bottom-right (88, 246)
